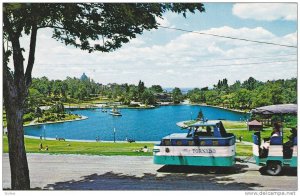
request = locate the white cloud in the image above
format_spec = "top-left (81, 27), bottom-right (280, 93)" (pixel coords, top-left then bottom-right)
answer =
top-left (155, 16), bottom-right (170, 27)
top-left (9, 25), bottom-right (297, 88)
top-left (233, 3), bottom-right (297, 21)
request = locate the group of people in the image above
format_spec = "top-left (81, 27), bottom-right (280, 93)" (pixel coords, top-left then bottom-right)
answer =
top-left (39, 143), bottom-right (49, 151)
top-left (133, 146), bottom-right (149, 152)
top-left (193, 126), bottom-right (213, 137)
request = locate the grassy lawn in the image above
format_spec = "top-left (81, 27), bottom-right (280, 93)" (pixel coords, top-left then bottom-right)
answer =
top-left (222, 120), bottom-right (247, 129)
top-left (2, 121), bottom-right (293, 157)
top-left (3, 136), bottom-right (253, 156)
top-left (227, 128), bottom-right (292, 143)
top-left (236, 143), bottom-right (252, 156)
top-left (3, 136), bottom-right (154, 156)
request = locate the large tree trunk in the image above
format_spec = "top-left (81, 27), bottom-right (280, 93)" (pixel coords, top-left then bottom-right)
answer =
top-left (3, 45), bottom-right (31, 189)
top-left (4, 97), bottom-right (30, 190)
top-left (3, 27), bottom-right (34, 189)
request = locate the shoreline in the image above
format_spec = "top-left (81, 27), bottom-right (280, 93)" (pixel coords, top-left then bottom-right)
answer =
top-left (65, 103), bottom-right (249, 114)
top-left (23, 115), bottom-right (88, 127)
top-left (23, 135), bottom-right (159, 144)
top-left (189, 103), bottom-right (250, 114)
top-left (64, 103), bottom-right (157, 110)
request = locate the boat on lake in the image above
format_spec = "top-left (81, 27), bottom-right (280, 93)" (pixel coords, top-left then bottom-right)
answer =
top-left (109, 106), bottom-right (122, 116)
top-left (101, 105), bottom-right (107, 112)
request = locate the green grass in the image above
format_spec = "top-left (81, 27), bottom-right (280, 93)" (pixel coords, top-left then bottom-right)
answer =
top-left (236, 143), bottom-right (252, 156)
top-left (227, 128), bottom-right (292, 143)
top-left (3, 136), bottom-right (154, 156)
top-left (3, 136), bottom-right (254, 156)
top-left (3, 119), bottom-right (293, 157)
top-left (182, 120), bottom-right (247, 129)
top-left (222, 120), bottom-right (247, 129)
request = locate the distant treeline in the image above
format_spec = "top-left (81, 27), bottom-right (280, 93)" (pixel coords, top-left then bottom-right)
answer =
top-left (28, 76), bottom-right (297, 111)
top-left (27, 77), bottom-right (173, 108)
top-left (187, 77), bottom-right (297, 110)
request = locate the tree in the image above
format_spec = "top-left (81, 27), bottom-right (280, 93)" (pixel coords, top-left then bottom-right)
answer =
top-left (50, 102), bottom-right (65, 114)
top-left (141, 89), bottom-right (156, 105)
top-left (52, 80), bottom-right (62, 97)
top-left (137, 80), bottom-right (146, 100)
top-left (172, 87), bottom-right (183, 104)
top-left (234, 89), bottom-right (251, 109)
top-left (26, 88), bottom-right (43, 111)
top-left (34, 107), bottom-right (43, 122)
top-left (242, 77), bottom-right (260, 90)
top-left (149, 85), bottom-right (163, 93)
top-left (3, 3), bottom-right (204, 189)
top-left (196, 109), bottom-right (204, 120)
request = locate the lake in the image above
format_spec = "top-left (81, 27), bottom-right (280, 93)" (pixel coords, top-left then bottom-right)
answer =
top-left (24, 105), bottom-right (249, 141)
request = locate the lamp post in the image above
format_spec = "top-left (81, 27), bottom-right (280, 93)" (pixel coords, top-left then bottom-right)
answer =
top-left (43, 125), bottom-right (46, 140)
top-left (113, 128), bottom-right (116, 143)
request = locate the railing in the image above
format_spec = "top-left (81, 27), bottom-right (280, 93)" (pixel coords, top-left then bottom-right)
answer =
top-left (161, 136), bottom-right (235, 146)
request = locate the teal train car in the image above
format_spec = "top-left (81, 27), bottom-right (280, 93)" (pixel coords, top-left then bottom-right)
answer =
top-left (251, 104), bottom-right (297, 176)
top-left (253, 131), bottom-right (297, 176)
top-left (153, 120), bottom-right (236, 167)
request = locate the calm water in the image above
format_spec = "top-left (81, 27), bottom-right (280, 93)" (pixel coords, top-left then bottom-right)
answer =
top-left (24, 105), bottom-right (249, 141)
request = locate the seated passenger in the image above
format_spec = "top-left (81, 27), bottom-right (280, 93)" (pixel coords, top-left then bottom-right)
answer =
top-left (261, 123), bottom-right (281, 150)
top-left (206, 126), bottom-right (212, 136)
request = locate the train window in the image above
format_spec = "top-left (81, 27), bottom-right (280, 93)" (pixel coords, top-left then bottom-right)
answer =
top-left (163, 140), bottom-right (171, 146)
top-left (176, 140), bottom-right (183, 146)
top-left (188, 140), bottom-right (194, 146)
top-left (213, 140), bottom-right (219, 146)
top-left (200, 141), bottom-right (206, 145)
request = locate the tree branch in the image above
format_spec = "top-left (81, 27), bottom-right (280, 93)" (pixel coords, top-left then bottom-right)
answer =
top-left (25, 23), bottom-right (38, 89)
top-left (3, 44), bottom-right (16, 102)
top-left (37, 25), bottom-right (65, 30)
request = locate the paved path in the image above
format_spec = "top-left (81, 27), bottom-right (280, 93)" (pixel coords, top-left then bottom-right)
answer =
top-left (2, 153), bottom-right (297, 190)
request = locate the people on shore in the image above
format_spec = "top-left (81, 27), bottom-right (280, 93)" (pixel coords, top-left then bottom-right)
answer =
top-left (142, 146), bottom-right (148, 152)
top-left (133, 146), bottom-right (149, 152)
top-left (39, 142), bottom-right (43, 150)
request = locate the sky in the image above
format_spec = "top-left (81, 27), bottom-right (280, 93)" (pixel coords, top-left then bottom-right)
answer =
top-left (13, 2), bottom-right (298, 88)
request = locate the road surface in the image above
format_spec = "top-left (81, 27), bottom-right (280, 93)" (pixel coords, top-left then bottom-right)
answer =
top-left (2, 153), bottom-right (297, 190)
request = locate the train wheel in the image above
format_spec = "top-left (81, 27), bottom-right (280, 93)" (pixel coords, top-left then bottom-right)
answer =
top-left (266, 161), bottom-right (282, 176)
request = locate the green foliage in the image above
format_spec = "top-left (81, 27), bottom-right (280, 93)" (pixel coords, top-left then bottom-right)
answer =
top-left (23, 112), bottom-right (35, 122)
top-left (49, 102), bottom-right (65, 113)
top-left (141, 90), bottom-right (156, 105)
top-left (187, 77), bottom-right (297, 110)
top-left (4, 3), bottom-right (204, 54)
top-left (172, 87), bottom-right (183, 104)
top-left (149, 85), bottom-right (164, 93)
top-left (138, 80), bottom-right (146, 99)
top-left (215, 78), bottom-right (229, 91)
top-left (41, 113), bottom-right (57, 122)
top-left (196, 109), bottom-right (204, 120)
top-left (34, 107), bottom-right (43, 122)
top-left (284, 116), bottom-right (297, 128)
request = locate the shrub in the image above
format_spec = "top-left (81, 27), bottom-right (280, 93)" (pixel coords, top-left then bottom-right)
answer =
top-left (23, 112), bottom-right (35, 122)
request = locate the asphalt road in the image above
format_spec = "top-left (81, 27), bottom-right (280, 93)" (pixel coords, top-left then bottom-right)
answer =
top-left (2, 153), bottom-right (297, 190)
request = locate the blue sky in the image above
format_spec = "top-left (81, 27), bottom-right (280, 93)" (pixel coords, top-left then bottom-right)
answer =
top-left (14, 2), bottom-right (297, 88)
